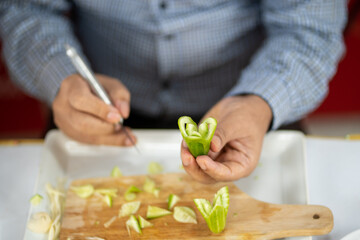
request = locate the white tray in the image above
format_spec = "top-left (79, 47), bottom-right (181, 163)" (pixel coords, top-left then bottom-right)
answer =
top-left (24, 130), bottom-right (310, 240)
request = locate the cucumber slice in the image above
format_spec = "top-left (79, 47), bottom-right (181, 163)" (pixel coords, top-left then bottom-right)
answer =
top-left (173, 206), bottom-right (197, 224)
top-left (147, 162), bottom-right (163, 174)
top-left (30, 194), bottom-right (43, 206)
top-left (146, 206), bottom-right (172, 219)
top-left (95, 188), bottom-right (118, 197)
top-left (138, 215), bottom-right (153, 228)
top-left (111, 166), bottom-right (122, 177)
top-left (167, 194), bottom-right (180, 210)
top-left (143, 177), bottom-right (156, 193)
top-left (126, 215), bottom-right (142, 235)
top-left (103, 194), bottom-right (113, 207)
top-left (153, 188), bottom-right (160, 198)
top-left (71, 184), bottom-right (94, 198)
top-left (124, 193), bottom-right (136, 201)
top-left (124, 185), bottom-right (142, 201)
top-left (143, 177), bottom-right (160, 197)
top-left (119, 201), bottom-right (141, 217)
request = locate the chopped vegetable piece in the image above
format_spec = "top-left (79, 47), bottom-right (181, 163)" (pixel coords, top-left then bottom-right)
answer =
top-left (124, 186), bottom-right (141, 201)
top-left (147, 161), bottom-right (163, 174)
top-left (30, 194), bottom-right (43, 206)
top-left (111, 166), bottom-right (122, 177)
top-left (167, 194), bottom-right (180, 210)
top-left (138, 215), bottom-right (153, 228)
top-left (71, 184), bottom-right (94, 198)
top-left (45, 183), bottom-right (65, 240)
top-left (126, 215), bottom-right (142, 235)
top-left (27, 212), bottom-right (52, 233)
top-left (94, 188), bottom-right (118, 197)
top-left (143, 177), bottom-right (156, 193)
top-left (103, 194), bottom-right (113, 207)
top-left (146, 206), bottom-right (172, 219)
top-left (194, 186), bottom-right (229, 233)
top-left (178, 116), bottom-right (217, 157)
top-left (104, 216), bottom-right (117, 228)
top-left (124, 192), bottom-right (136, 201)
top-left (143, 177), bottom-right (159, 197)
top-left (173, 206), bottom-right (197, 224)
top-left (153, 188), bottom-right (160, 198)
top-left (119, 201), bottom-right (141, 217)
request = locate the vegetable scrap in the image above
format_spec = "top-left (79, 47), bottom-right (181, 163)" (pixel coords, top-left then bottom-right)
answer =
top-left (147, 161), bottom-right (164, 174)
top-left (173, 206), bottom-right (197, 224)
top-left (119, 201), bottom-right (141, 217)
top-left (30, 193), bottom-right (43, 206)
top-left (146, 206), bottom-right (172, 219)
top-left (111, 166), bottom-right (123, 177)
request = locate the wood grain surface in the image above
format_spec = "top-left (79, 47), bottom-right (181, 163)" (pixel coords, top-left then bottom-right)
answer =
top-left (60, 173), bottom-right (333, 240)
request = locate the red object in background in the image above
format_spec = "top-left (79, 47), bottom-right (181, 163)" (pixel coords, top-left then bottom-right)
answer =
top-left (0, 42), bottom-right (49, 138)
top-left (0, 2), bottom-right (359, 138)
top-left (314, 0), bottom-right (360, 114)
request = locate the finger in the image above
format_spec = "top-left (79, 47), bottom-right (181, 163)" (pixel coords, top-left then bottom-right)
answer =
top-left (68, 86), bottom-right (121, 123)
top-left (195, 152), bottom-right (254, 181)
top-left (64, 125), bottom-right (137, 146)
top-left (97, 75), bottom-right (131, 119)
top-left (210, 125), bottom-right (228, 153)
top-left (68, 108), bottom-right (116, 135)
top-left (180, 141), bottom-right (215, 184)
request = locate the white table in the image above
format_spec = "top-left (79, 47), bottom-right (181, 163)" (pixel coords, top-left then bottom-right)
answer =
top-left (0, 136), bottom-right (359, 240)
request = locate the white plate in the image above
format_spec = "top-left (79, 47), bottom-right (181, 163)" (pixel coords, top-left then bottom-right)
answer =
top-left (24, 130), bottom-right (310, 240)
top-left (341, 229), bottom-right (360, 240)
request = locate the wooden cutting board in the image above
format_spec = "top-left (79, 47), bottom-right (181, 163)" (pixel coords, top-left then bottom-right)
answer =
top-left (60, 173), bottom-right (333, 240)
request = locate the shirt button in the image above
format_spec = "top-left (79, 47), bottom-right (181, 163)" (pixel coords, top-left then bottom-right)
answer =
top-left (164, 34), bottom-right (174, 40)
top-left (159, 1), bottom-right (167, 9)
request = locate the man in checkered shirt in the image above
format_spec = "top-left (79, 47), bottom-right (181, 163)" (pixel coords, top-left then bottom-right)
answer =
top-left (0, 0), bottom-right (346, 182)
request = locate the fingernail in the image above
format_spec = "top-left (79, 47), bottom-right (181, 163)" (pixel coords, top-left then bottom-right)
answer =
top-left (212, 135), bottom-right (221, 151)
top-left (183, 158), bottom-right (190, 167)
top-left (116, 100), bottom-right (130, 119)
top-left (107, 111), bottom-right (121, 121)
top-left (199, 161), bottom-right (207, 171)
top-left (182, 141), bottom-right (187, 148)
top-left (125, 137), bottom-right (133, 146)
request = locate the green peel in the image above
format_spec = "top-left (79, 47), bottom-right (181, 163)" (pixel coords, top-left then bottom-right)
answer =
top-left (167, 194), bottom-right (180, 210)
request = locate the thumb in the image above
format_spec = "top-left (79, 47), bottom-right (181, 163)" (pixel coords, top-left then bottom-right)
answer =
top-left (210, 126), bottom-right (228, 153)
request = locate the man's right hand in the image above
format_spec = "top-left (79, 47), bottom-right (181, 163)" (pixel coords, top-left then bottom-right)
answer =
top-left (52, 74), bottom-right (136, 146)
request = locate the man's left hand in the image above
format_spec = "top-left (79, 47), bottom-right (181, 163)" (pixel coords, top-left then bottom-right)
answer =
top-left (180, 95), bottom-right (272, 183)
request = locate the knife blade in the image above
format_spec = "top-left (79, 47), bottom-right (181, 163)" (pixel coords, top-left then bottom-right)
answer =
top-left (64, 44), bottom-right (140, 153)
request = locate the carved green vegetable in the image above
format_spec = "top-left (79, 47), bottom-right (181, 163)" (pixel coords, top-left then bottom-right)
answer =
top-left (178, 116), bottom-right (217, 157)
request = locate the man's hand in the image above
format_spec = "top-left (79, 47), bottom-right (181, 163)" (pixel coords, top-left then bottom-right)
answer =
top-left (52, 74), bottom-right (136, 146)
top-left (180, 95), bottom-right (272, 183)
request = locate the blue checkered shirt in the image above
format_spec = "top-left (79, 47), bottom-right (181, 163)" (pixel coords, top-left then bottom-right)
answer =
top-left (0, 0), bottom-right (347, 129)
